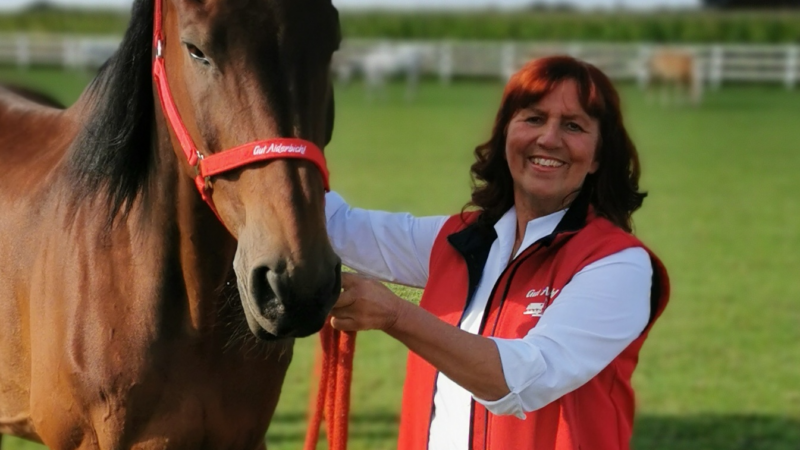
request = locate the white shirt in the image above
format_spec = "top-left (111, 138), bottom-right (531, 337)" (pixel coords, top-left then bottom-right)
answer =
top-left (324, 191), bottom-right (652, 450)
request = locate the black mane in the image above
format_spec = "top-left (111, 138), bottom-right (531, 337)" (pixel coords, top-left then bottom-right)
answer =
top-left (68, 0), bottom-right (155, 221)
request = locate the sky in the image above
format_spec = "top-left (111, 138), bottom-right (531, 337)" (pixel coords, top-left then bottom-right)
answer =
top-left (0, 0), bottom-right (702, 12)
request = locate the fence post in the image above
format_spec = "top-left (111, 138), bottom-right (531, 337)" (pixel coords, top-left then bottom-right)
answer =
top-left (710, 45), bottom-right (724, 90)
top-left (63, 37), bottom-right (76, 69)
top-left (636, 44), bottom-right (652, 90)
top-left (438, 41), bottom-right (453, 85)
top-left (567, 43), bottom-right (583, 59)
top-left (785, 45), bottom-right (798, 90)
top-left (16, 34), bottom-right (30, 68)
top-left (501, 41), bottom-right (516, 81)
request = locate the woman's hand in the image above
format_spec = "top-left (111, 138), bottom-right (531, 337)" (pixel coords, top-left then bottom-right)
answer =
top-left (332, 273), bottom-right (510, 401)
top-left (330, 272), bottom-right (407, 332)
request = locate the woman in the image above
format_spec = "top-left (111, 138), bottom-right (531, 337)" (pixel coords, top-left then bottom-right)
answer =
top-left (325, 56), bottom-right (669, 450)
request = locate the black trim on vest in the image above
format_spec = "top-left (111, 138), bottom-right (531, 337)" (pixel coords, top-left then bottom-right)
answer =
top-left (647, 258), bottom-right (662, 330)
top-left (445, 190), bottom-right (592, 318)
top-left (446, 220), bottom-right (497, 309)
top-left (539, 187), bottom-right (591, 246)
top-left (447, 188), bottom-right (592, 266)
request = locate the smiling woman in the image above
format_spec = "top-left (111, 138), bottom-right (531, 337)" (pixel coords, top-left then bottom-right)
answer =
top-left (322, 55), bottom-right (669, 450)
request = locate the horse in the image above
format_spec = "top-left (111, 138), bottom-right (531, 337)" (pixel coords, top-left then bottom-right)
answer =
top-left (337, 43), bottom-right (429, 102)
top-left (643, 48), bottom-right (703, 106)
top-left (0, 0), bottom-right (342, 448)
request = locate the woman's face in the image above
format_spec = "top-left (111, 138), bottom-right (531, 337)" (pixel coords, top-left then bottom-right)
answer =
top-left (505, 80), bottom-right (600, 219)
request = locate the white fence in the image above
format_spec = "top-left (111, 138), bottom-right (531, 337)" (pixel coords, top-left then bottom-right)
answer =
top-left (0, 34), bottom-right (120, 69)
top-left (1, 33), bottom-right (798, 89)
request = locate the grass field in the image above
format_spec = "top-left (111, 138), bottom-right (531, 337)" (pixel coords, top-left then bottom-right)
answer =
top-left (1, 67), bottom-right (799, 450)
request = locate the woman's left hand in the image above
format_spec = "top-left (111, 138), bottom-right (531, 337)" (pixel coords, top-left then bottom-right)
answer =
top-left (330, 272), bottom-right (407, 332)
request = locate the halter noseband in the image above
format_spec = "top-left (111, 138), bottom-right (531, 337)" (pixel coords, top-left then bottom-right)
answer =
top-left (151, 0), bottom-right (330, 218)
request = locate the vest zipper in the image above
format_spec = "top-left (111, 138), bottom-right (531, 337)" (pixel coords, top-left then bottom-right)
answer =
top-left (469, 243), bottom-right (544, 450)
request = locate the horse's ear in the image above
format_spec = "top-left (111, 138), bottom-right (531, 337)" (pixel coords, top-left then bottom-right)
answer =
top-left (325, 86), bottom-right (335, 146)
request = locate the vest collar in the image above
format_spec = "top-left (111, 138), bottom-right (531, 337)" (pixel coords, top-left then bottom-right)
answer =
top-left (446, 190), bottom-right (592, 299)
top-left (448, 189), bottom-right (592, 258)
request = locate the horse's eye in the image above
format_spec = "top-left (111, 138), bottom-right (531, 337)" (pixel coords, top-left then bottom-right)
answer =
top-left (186, 43), bottom-right (210, 65)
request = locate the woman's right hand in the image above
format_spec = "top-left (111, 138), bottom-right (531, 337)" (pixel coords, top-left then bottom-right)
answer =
top-left (330, 272), bottom-right (408, 332)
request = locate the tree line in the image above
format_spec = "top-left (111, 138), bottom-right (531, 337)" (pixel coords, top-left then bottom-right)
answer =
top-left (1, 7), bottom-right (799, 44)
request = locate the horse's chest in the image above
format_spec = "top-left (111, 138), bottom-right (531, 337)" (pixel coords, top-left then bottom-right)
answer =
top-left (31, 338), bottom-right (291, 449)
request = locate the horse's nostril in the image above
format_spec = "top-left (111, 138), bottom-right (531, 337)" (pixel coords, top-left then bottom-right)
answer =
top-left (250, 265), bottom-right (277, 313)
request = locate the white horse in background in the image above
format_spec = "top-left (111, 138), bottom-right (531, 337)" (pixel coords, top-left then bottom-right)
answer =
top-left (642, 48), bottom-right (704, 107)
top-left (336, 43), bottom-right (430, 101)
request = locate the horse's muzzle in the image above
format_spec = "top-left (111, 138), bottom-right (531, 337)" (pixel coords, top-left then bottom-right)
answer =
top-left (241, 255), bottom-right (341, 340)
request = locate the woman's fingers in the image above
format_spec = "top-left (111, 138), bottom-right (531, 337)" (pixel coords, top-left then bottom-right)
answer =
top-left (332, 271), bottom-right (403, 331)
top-left (330, 315), bottom-right (357, 332)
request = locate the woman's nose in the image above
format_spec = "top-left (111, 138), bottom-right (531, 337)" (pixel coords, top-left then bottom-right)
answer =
top-left (536, 121), bottom-right (562, 149)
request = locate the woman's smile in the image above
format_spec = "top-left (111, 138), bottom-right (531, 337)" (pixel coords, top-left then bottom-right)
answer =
top-left (529, 155), bottom-right (567, 170)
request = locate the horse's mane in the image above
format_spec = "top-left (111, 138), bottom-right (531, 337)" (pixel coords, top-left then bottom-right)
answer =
top-left (68, 0), bottom-right (155, 221)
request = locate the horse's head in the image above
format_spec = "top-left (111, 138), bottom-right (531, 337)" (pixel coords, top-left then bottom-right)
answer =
top-left (159, 0), bottom-right (342, 340)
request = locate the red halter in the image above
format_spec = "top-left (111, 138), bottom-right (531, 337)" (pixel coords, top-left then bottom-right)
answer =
top-left (151, 0), bottom-right (330, 217)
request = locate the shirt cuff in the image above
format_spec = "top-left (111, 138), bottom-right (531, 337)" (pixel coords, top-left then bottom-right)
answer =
top-left (472, 338), bottom-right (548, 420)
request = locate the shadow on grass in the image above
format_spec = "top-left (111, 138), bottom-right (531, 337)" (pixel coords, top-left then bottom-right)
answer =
top-left (633, 414), bottom-right (800, 450)
top-left (2, 413), bottom-right (798, 449)
top-left (267, 412), bottom-right (800, 449)
top-left (268, 412), bottom-right (399, 444)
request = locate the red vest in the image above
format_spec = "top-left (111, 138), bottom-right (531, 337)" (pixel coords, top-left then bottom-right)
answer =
top-left (398, 207), bottom-right (670, 450)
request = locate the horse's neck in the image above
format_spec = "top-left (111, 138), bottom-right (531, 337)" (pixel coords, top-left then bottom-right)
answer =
top-left (148, 118), bottom-right (240, 333)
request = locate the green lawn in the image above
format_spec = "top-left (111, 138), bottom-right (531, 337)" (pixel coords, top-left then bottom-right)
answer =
top-left (1, 68), bottom-right (798, 450)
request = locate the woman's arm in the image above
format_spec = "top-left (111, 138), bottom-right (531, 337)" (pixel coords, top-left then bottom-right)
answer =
top-left (330, 247), bottom-right (653, 416)
top-left (330, 272), bottom-right (510, 401)
top-left (477, 247), bottom-right (653, 417)
top-left (325, 191), bottom-right (448, 288)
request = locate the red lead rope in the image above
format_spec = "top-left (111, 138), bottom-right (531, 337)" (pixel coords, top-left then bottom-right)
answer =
top-left (304, 324), bottom-right (357, 450)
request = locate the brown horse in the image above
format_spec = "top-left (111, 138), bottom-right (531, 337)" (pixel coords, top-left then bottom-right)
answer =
top-left (0, 0), bottom-right (341, 448)
top-left (644, 48), bottom-right (703, 106)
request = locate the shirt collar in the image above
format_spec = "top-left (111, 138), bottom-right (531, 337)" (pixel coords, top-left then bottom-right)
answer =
top-left (494, 206), bottom-right (568, 260)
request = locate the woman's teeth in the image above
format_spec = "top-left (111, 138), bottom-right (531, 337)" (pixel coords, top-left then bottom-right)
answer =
top-left (531, 157), bottom-right (565, 168)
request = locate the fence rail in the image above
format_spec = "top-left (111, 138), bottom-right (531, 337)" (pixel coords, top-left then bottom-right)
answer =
top-left (1, 34), bottom-right (798, 89)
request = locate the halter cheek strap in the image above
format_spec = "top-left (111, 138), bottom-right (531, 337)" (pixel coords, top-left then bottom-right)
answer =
top-left (151, 0), bottom-right (330, 218)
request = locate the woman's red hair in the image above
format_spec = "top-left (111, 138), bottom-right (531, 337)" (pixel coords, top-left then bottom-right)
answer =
top-left (468, 56), bottom-right (645, 232)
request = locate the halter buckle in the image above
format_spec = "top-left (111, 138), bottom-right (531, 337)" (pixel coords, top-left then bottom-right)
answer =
top-left (156, 39), bottom-right (164, 59)
top-left (193, 151), bottom-right (212, 190)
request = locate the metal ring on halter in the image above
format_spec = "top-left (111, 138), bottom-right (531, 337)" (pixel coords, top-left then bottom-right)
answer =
top-left (193, 151), bottom-right (212, 190)
top-left (156, 40), bottom-right (163, 58)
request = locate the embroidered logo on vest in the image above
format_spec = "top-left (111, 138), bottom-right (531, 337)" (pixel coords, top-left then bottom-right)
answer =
top-left (522, 287), bottom-right (560, 317)
top-left (525, 287), bottom-right (560, 299)
top-left (523, 302), bottom-right (545, 316)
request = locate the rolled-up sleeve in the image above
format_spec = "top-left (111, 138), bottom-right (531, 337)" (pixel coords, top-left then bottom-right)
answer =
top-left (325, 191), bottom-right (447, 288)
top-left (476, 247), bottom-right (653, 418)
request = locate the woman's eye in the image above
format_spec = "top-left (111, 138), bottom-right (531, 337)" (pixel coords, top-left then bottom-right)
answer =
top-left (565, 122), bottom-right (584, 132)
top-left (186, 44), bottom-right (210, 65)
top-left (525, 116), bottom-right (544, 124)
